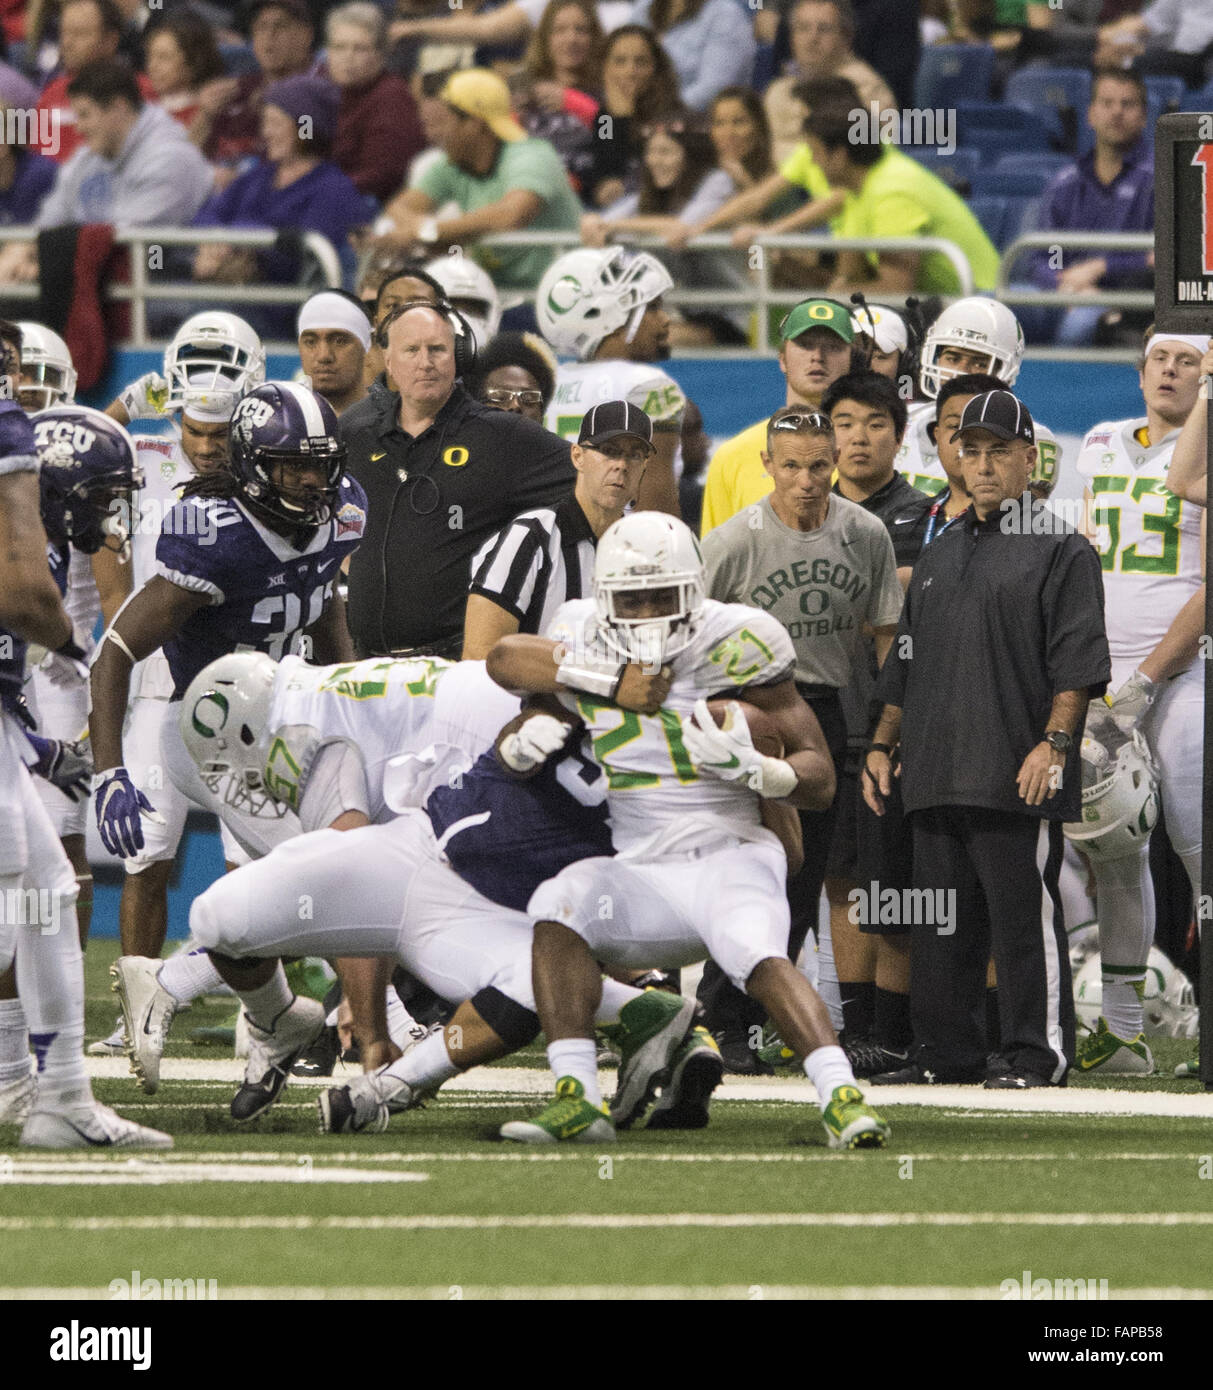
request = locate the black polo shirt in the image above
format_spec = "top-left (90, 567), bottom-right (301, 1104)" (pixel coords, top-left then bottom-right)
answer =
top-left (875, 493), bottom-right (1110, 821)
top-left (886, 484), bottom-right (961, 562)
top-left (341, 380), bottom-right (574, 654)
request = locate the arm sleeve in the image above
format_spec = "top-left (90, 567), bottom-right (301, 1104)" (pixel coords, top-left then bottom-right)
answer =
top-left (297, 740), bottom-right (370, 833)
top-left (34, 162), bottom-right (74, 230)
top-left (1041, 534), bottom-right (1112, 697)
top-left (868, 525), bottom-right (904, 628)
top-left (468, 516), bottom-right (549, 623)
top-left (415, 157), bottom-right (457, 206)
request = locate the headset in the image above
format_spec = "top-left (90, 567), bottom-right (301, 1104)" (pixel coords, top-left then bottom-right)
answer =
top-left (375, 297), bottom-right (478, 380)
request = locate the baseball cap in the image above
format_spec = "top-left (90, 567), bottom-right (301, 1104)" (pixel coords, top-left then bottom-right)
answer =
top-left (779, 298), bottom-right (855, 345)
top-left (441, 69), bottom-right (525, 144)
top-left (851, 304), bottom-right (908, 355)
top-left (951, 389), bottom-right (1034, 445)
top-left (578, 400), bottom-right (654, 454)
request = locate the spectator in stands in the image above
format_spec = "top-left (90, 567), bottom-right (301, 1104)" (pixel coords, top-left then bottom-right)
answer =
top-left (36, 0), bottom-right (156, 163)
top-left (803, 89), bottom-right (999, 296)
top-left (1096, 1), bottom-right (1213, 84)
top-left (1020, 69), bottom-right (1154, 347)
top-left (191, 0), bottom-right (316, 168)
top-left (582, 23), bottom-right (680, 208)
top-left (765, 0), bottom-right (894, 165)
top-left (0, 101), bottom-right (56, 226)
top-left (709, 85), bottom-right (775, 192)
top-left (142, 11), bottom-right (226, 130)
top-left (469, 329), bottom-right (559, 423)
top-left (635, 0), bottom-right (756, 111)
top-left (374, 68), bottom-right (582, 315)
top-left (512, 0), bottom-right (603, 196)
top-left (190, 75), bottom-right (366, 314)
top-left (325, 2), bottom-right (424, 205)
top-left (387, 0), bottom-right (630, 69)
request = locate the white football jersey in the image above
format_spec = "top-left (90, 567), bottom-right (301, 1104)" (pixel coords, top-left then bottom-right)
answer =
top-left (263, 656), bottom-right (519, 821)
top-left (548, 598), bottom-right (795, 860)
top-left (63, 548), bottom-right (102, 655)
top-left (1076, 418), bottom-right (1202, 667)
top-left (898, 401), bottom-right (946, 496)
top-left (128, 435), bottom-right (194, 700)
top-left (546, 360), bottom-right (686, 441)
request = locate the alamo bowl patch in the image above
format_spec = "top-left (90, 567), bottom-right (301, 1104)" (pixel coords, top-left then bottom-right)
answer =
top-left (336, 501), bottom-right (366, 537)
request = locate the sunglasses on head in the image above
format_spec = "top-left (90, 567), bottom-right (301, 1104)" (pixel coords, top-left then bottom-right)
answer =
top-left (770, 411), bottom-right (832, 432)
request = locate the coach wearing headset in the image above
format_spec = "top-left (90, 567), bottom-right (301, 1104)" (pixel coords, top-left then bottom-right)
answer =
top-left (341, 299), bottom-right (574, 661)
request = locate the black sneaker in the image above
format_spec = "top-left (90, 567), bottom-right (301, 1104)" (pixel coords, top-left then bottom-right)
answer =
top-left (869, 1061), bottom-right (984, 1085)
top-left (292, 1023), bottom-right (339, 1078)
top-left (714, 1029), bottom-right (774, 1077)
top-left (984, 1071), bottom-right (1066, 1089)
top-left (845, 1038), bottom-right (909, 1079)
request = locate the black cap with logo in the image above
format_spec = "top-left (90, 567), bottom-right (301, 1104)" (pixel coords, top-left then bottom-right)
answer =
top-left (578, 400), bottom-right (655, 454)
top-left (951, 389), bottom-right (1035, 445)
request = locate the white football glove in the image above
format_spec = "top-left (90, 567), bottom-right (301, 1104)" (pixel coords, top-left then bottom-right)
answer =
top-left (119, 370), bottom-right (170, 421)
top-left (498, 713), bottom-right (573, 774)
top-left (28, 630), bottom-right (89, 687)
top-left (1103, 669), bottom-right (1156, 734)
top-left (679, 698), bottom-right (797, 798)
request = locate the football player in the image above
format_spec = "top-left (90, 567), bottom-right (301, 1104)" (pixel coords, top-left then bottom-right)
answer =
top-left (89, 381), bottom-right (366, 1080)
top-left (537, 247), bottom-right (685, 516)
top-left (486, 512), bottom-right (891, 1148)
top-left (1071, 328), bottom-right (1208, 1072)
top-left (0, 378), bottom-right (170, 1148)
top-left (424, 252), bottom-right (502, 353)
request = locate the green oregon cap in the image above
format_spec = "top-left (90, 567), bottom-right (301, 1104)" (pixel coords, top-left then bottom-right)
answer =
top-left (779, 298), bottom-right (855, 344)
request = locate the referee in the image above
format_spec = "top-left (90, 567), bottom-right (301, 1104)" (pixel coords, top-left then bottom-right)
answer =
top-left (864, 390), bottom-right (1111, 1088)
top-left (463, 401), bottom-right (654, 658)
top-left (340, 300), bottom-right (573, 660)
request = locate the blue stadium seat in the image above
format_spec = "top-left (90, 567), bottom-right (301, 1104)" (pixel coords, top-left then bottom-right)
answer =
top-left (968, 170), bottom-right (1054, 199)
top-left (219, 43), bottom-right (259, 76)
top-left (913, 44), bottom-right (995, 110)
top-left (1005, 67), bottom-right (1092, 153)
top-left (1144, 74), bottom-right (1187, 113)
top-left (994, 152), bottom-right (1071, 180)
top-left (1180, 79), bottom-right (1213, 113)
top-left (955, 102), bottom-right (1054, 158)
top-left (904, 145), bottom-right (982, 192)
top-left (969, 194), bottom-right (1035, 252)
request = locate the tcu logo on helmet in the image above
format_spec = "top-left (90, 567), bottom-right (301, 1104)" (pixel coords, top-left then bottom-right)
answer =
top-left (234, 399), bottom-right (276, 437)
top-left (34, 419), bottom-right (97, 462)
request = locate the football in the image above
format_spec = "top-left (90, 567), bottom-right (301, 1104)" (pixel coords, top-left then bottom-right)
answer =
top-left (705, 699), bottom-right (785, 758)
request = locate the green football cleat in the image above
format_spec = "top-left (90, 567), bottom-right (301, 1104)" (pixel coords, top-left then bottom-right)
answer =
top-left (611, 989), bottom-right (695, 1129)
top-left (1075, 1017), bottom-right (1154, 1075)
top-left (500, 1077), bottom-right (616, 1144)
top-left (1174, 1055), bottom-right (1199, 1079)
top-left (756, 1024), bottom-right (798, 1071)
top-left (821, 1084), bottom-right (891, 1150)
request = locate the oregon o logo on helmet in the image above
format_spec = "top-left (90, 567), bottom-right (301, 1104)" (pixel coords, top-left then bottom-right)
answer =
top-left (546, 275), bottom-right (582, 316)
top-left (191, 691), bottom-right (229, 739)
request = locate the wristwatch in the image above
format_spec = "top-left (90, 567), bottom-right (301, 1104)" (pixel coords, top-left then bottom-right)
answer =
top-left (1044, 730), bottom-right (1073, 754)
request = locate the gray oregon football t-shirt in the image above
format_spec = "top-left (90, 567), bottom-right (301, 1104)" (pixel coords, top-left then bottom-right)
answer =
top-left (703, 493), bottom-right (903, 689)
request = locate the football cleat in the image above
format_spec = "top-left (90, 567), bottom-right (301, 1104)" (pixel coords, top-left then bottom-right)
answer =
top-left (757, 1024), bottom-right (798, 1071)
top-left (292, 1024), bottom-right (340, 1078)
top-left (1175, 1055), bottom-right (1200, 1079)
top-left (20, 1101), bottom-right (172, 1150)
top-left (715, 1028), bottom-right (774, 1077)
top-left (646, 1026), bottom-right (723, 1130)
top-left (846, 1038), bottom-right (910, 1079)
top-left (0, 1070), bottom-right (35, 1126)
top-left (1074, 1017), bottom-right (1154, 1075)
top-left (318, 1067), bottom-right (431, 1135)
top-left (610, 989), bottom-right (695, 1129)
top-left (87, 1017), bottom-right (127, 1057)
top-left (111, 955), bottom-right (179, 1094)
top-left (500, 1076), bottom-right (616, 1144)
top-left (820, 1084), bottom-right (891, 1150)
top-left (231, 996), bottom-right (324, 1123)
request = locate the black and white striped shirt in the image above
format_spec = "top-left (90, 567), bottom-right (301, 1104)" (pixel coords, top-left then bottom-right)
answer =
top-left (469, 494), bottom-right (597, 637)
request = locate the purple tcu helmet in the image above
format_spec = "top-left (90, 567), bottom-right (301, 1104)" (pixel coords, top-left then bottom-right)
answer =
top-left (227, 380), bottom-right (345, 528)
top-left (34, 404), bottom-right (143, 555)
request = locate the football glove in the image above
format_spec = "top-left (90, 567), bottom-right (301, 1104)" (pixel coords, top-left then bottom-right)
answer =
top-left (26, 733), bottom-right (93, 801)
top-left (92, 767), bottom-right (164, 857)
top-left (1103, 669), bottom-right (1156, 734)
top-left (27, 633), bottom-right (89, 687)
top-left (679, 699), bottom-right (797, 798)
top-left (498, 713), bottom-right (573, 774)
top-left (118, 370), bottom-right (170, 421)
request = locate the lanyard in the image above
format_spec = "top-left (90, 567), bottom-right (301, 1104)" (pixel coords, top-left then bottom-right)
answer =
top-left (923, 490), bottom-right (956, 548)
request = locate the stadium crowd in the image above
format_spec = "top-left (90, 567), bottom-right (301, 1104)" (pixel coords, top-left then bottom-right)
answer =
top-left (0, 0), bottom-right (1205, 1152)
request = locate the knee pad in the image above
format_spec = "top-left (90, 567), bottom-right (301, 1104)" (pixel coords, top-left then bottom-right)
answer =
top-left (470, 987), bottom-right (539, 1050)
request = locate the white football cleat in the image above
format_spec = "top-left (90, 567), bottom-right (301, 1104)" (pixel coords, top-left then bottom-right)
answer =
top-left (87, 1017), bottom-right (126, 1057)
top-left (20, 1101), bottom-right (172, 1150)
top-left (111, 956), bottom-right (179, 1094)
top-left (231, 997), bottom-right (325, 1122)
top-left (0, 1070), bottom-right (35, 1126)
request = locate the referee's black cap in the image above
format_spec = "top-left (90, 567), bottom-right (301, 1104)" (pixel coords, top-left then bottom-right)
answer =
top-left (951, 389), bottom-right (1035, 445)
top-left (578, 400), bottom-right (655, 454)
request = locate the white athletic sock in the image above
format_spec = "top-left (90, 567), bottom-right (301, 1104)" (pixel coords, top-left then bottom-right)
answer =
top-left (385, 988), bottom-right (421, 1049)
top-left (803, 1043), bottom-right (856, 1105)
top-left (158, 948), bottom-right (224, 1004)
top-left (1093, 847), bottom-right (1153, 1037)
top-left (595, 978), bottom-right (641, 1026)
top-left (0, 997), bottom-right (29, 1083)
top-left (546, 1038), bottom-right (602, 1107)
top-left (15, 899), bottom-right (90, 1107)
top-left (388, 1029), bottom-right (459, 1091)
top-left (237, 965), bottom-right (294, 1032)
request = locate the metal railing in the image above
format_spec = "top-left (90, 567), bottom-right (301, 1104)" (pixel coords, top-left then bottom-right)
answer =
top-left (998, 231), bottom-right (1156, 310)
top-left (0, 226), bottom-right (344, 346)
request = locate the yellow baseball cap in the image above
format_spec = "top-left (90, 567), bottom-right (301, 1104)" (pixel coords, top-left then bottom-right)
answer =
top-left (441, 69), bottom-right (525, 143)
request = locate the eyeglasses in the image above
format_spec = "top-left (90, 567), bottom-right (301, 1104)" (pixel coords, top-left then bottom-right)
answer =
top-left (957, 442), bottom-right (1019, 464)
top-left (770, 411), bottom-right (832, 432)
top-left (484, 388), bottom-right (544, 407)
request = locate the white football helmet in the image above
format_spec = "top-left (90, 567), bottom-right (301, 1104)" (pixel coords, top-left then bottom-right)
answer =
top-left (163, 311), bottom-right (267, 414)
top-left (920, 298), bottom-right (1024, 398)
top-left (16, 322), bottom-right (77, 411)
top-left (1063, 728), bottom-right (1160, 862)
top-left (850, 304), bottom-right (908, 355)
top-left (424, 254), bottom-right (502, 352)
top-left (1073, 948), bottom-right (1198, 1038)
top-left (537, 247), bottom-right (673, 361)
top-left (594, 513), bottom-right (705, 665)
top-left (179, 653), bottom-right (284, 819)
